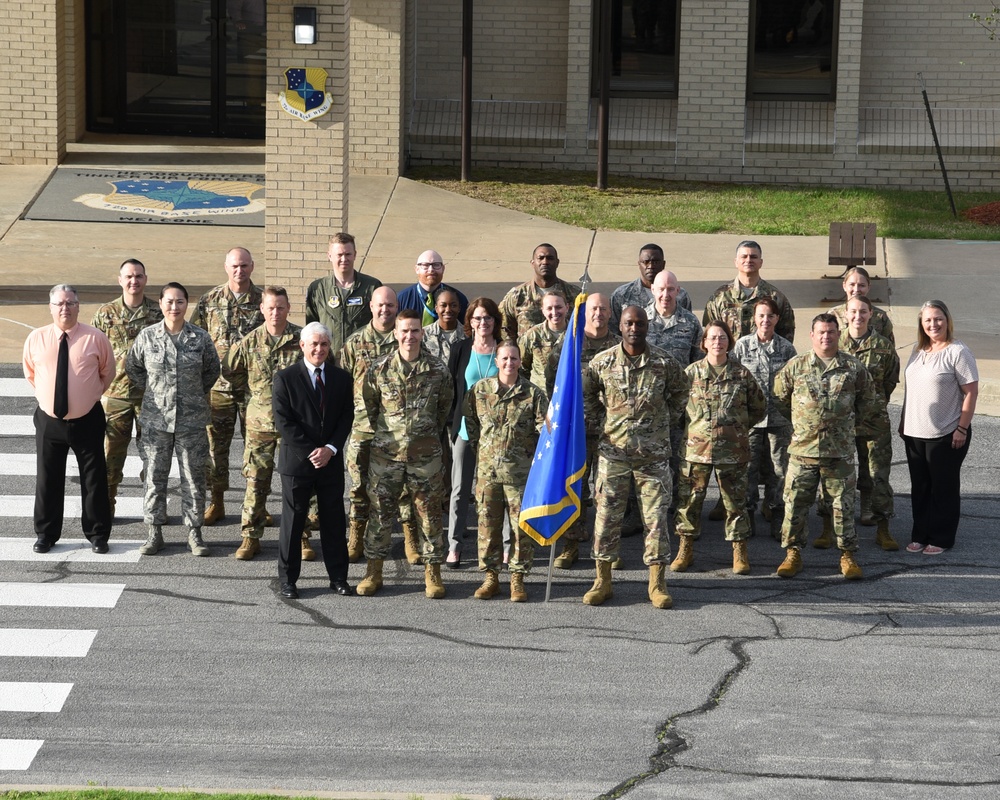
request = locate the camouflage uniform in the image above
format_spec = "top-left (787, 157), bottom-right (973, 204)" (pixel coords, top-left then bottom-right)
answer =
top-left (732, 332), bottom-right (797, 513)
top-left (499, 278), bottom-right (580, 340)
top-left (610, 278), bottom-right (692, 329)
top-left (305, 271), bottom-right (383, 355)
top-left (703, 277), bottom-right (796, 342)
top-left (818, 329), bottom-right (900, 522)
top-left (773, 350), bottom-right (882, 551)
top-left (222, 321), bottom-right (303, 538)
top-left (463, 375), bottom-right (548, 574)
top-left (675, 356), bottom-right (766, 541)
top-left (584, 344), bottom-right (690, 564)
top-left (91, 296), bottom-right (163, 497)
top-left (190, 283), bottom-right (264, 494)
top-left (339, 324), bottom-right (405, 528)
top-left (643, 303), bottom-right (704, 368)
top-left (362, 351), bottom-right (454, 563)
top-left (125, 322), bottom-right (220, 527)
top-left (518, 322), bottom-right (565, 396)
top-left (422, 321), bottom-right (466, 365)
top-left (831, 303), bottom-right (895, 345)
top-left (566, 329), bottom-right (623, 544)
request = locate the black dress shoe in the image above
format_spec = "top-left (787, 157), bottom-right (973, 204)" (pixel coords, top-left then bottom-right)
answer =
top-left (91, 539), bottom-right (109, 554)
top-left (33, 538), bottom-right (52, 554)
top-left (330, 580), bottom-right (356, 596)
top-left (279, 582), bottom-right (299, 599)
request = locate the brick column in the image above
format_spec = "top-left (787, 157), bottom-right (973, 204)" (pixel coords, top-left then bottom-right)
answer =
top-left (265, 0), bottom-right (350, 315)
top-left (350, 0), bottom-right (405, 174)
top-left (0, 0), bottom-right (66, 164)
top-left (675, 1), bottom-right (747, 177)
top-left (834, 0), bottom-right (864, 161)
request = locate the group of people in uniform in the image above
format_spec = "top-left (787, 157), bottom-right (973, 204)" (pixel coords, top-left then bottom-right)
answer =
top-left (75, 232), bottom-right (906, 606)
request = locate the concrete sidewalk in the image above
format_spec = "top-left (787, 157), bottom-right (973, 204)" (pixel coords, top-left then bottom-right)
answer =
top-left (2, 164), bottom-right (998, 412)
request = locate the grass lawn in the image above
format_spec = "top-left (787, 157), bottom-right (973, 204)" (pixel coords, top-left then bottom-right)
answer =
top-left (407, 166), bottom-right (1000, 240)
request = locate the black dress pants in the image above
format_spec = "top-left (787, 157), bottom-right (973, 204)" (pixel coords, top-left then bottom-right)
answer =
top-left (34, 402), bottom-right (112, 544)
top-left (278, 470), bottom-right (348, 586)
top-left (904, 428), bottom-right (971, 549)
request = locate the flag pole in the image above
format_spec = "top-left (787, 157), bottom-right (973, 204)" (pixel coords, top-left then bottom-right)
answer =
top-left (544, 541), bottom-right (556, 602)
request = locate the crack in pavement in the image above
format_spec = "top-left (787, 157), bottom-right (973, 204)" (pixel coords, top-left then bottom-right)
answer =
top-left (126, 587), bottom-right (257, 607)
top-left (278, 593), bottom-right (558, 652)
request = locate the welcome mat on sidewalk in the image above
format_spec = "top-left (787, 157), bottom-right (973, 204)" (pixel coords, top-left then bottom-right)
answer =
top-left (25, 168), bottom-right (265, 226)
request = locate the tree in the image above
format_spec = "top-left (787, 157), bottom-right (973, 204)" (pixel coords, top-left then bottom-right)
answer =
top-left (970, 7), bottom-right (1000, 39)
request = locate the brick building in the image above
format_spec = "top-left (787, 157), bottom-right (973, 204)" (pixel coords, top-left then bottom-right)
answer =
top-left (1, 1), bottom-right (998, 291)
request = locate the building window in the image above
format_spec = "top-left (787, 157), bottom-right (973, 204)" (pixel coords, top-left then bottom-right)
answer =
top-left (593, 0), bottom-right (680, 96)
top-left (748, 0), bottom-right (839, 100)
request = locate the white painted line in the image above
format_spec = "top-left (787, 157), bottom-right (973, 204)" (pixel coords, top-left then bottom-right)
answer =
top-left (0, 582), bottom-right (125, 608)
top-left (0, 682), bottom-right (73, 713)
top-left (0, 629), bottom-right (97, 658)
top-left (0, 379), bottom-right (33, 397)
top-left (0, 453), bottom-right (178, 478)
top-left (0, 495), bottom-right (145, 519)
top-left (0, 739), bottom-right (44, 770)
top-left (0, 415), bottom-right (34, 436)
top-left (0, 539), bottom-right (144, 563)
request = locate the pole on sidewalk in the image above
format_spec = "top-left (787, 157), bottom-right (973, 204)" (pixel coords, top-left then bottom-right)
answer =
top-left (918, 72), bottom-right (957, 218)
top-left (596, 0), bottom-right (612, 190)
top-left (460, 0), bottom-right (473, 182)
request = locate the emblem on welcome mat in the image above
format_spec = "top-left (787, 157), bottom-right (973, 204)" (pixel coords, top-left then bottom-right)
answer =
top-left (280, 67), bottom-right (333, 121)
top-left (74, 178), bottom-right (265, 219)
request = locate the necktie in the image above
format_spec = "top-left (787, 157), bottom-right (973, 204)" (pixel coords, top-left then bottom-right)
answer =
top-left (422, 288), bottom-right (437, 326)
top-left (54, 332), bottom-right (69, 419)
top-left (314, 367), bottom-right (325, 417)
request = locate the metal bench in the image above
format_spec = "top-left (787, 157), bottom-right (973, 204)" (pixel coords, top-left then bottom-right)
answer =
top-left (823, 222), bottom-right (881, 302)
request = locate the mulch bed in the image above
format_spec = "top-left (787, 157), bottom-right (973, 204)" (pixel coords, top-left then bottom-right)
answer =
top-left (961, 201), bottom-right (1000, 226)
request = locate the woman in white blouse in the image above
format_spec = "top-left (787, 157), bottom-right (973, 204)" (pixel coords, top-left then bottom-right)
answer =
top-left (899, 300), bottom-right (978, 554)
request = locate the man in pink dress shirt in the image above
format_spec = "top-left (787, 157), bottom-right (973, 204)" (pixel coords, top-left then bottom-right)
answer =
top-left (22, 284), bottom-right (115, 553)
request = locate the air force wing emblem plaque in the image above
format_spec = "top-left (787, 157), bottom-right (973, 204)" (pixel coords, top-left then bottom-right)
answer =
top-left (280, 67), bottom-right (333, 121)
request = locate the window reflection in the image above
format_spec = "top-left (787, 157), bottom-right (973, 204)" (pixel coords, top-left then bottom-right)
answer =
top-left (596, 0), bottom-right (679, 96)
top-left (749, 0), bottom-right (838, 99)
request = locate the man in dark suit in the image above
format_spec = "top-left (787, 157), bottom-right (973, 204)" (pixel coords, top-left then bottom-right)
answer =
top-left (272, 322), bottom-right (355, 599)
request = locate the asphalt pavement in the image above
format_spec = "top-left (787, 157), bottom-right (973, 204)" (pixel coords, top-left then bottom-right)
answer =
top-left (2, 158), bottom-right (1000, 798)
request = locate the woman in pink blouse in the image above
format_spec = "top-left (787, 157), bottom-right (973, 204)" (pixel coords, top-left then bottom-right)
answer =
top-left (899, 300), bottom-right (978, 554)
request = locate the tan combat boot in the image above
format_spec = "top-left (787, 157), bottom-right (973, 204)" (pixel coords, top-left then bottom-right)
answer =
top-left (510, 573), bottom-right (527, 603)
top-left (732, 541), bottom-right (751, 575)
top-left (234, 536), bottom-right (260, 560)
top-left (840, 550), bottom-right (863, 580)
top-left (425, 563), bottom-right (446, 599)
top-left (554, 540), bottom-right (579, 569)
top-left (402, 520), bottom-right (423, 565)
top-left (301, 535), bottom-right (316, 561)
top-left (813, 515), bottom-right (835, 549)
top-left (875, 519), bottom-right (899, 551)
top-left (188, 528), bottom-right (210, 557)
top-left (776, 547), bottom-right (802, 578)
top-left (474, 570), bottom-right (499, 599)
top-left (582, 560), bottom-right (613, 606)
top-left (357, 559), bottom-right (384, 596)
top-left (670, 535), bottom-right (695, 572)
top-left (707, 496), bottom-right (726, 521)
top-left (347, 519), bottom-right (365, 562)
top-left (647, 563), bottom-right (673, 609)
top-left (263, 510), bottom-right (274, 527)
top-left (203, 491), bottom-right (225, 526)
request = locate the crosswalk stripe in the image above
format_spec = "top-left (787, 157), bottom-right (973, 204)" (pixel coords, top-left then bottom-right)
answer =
top-left (0, 629), bottom-right (98, 658)
top-left (0, 739), bottom-right (44, 770)
top-left (0, 682), bottom-right (74, 713)
top-left (0, 453), bottom-right (178, 478)
top-left (0, 415), bottom-right (34, 436)
top-left (0, 496), bottom-right (145, 519)
top-left (0, 379), bottom-right (33, 397)
top-left (0, 538), bottom-right (144, 563)
top-left (0, 582), bottom-right (126, 607)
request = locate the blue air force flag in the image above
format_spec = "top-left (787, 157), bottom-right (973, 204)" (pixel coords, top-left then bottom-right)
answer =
top-left (519, 293), bottom-right (588, 546)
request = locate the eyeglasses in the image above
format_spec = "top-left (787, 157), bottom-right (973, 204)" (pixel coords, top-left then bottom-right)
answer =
top-left (416, 262), bottom-right (444, 270)
top-left (471, 316), bottom-right (494, 324)
top-left (50, 301), bottom-right (79, 308)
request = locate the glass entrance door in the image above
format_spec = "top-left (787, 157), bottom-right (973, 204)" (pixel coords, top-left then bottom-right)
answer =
top-left (86, 0), bottom-right (265, 138)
